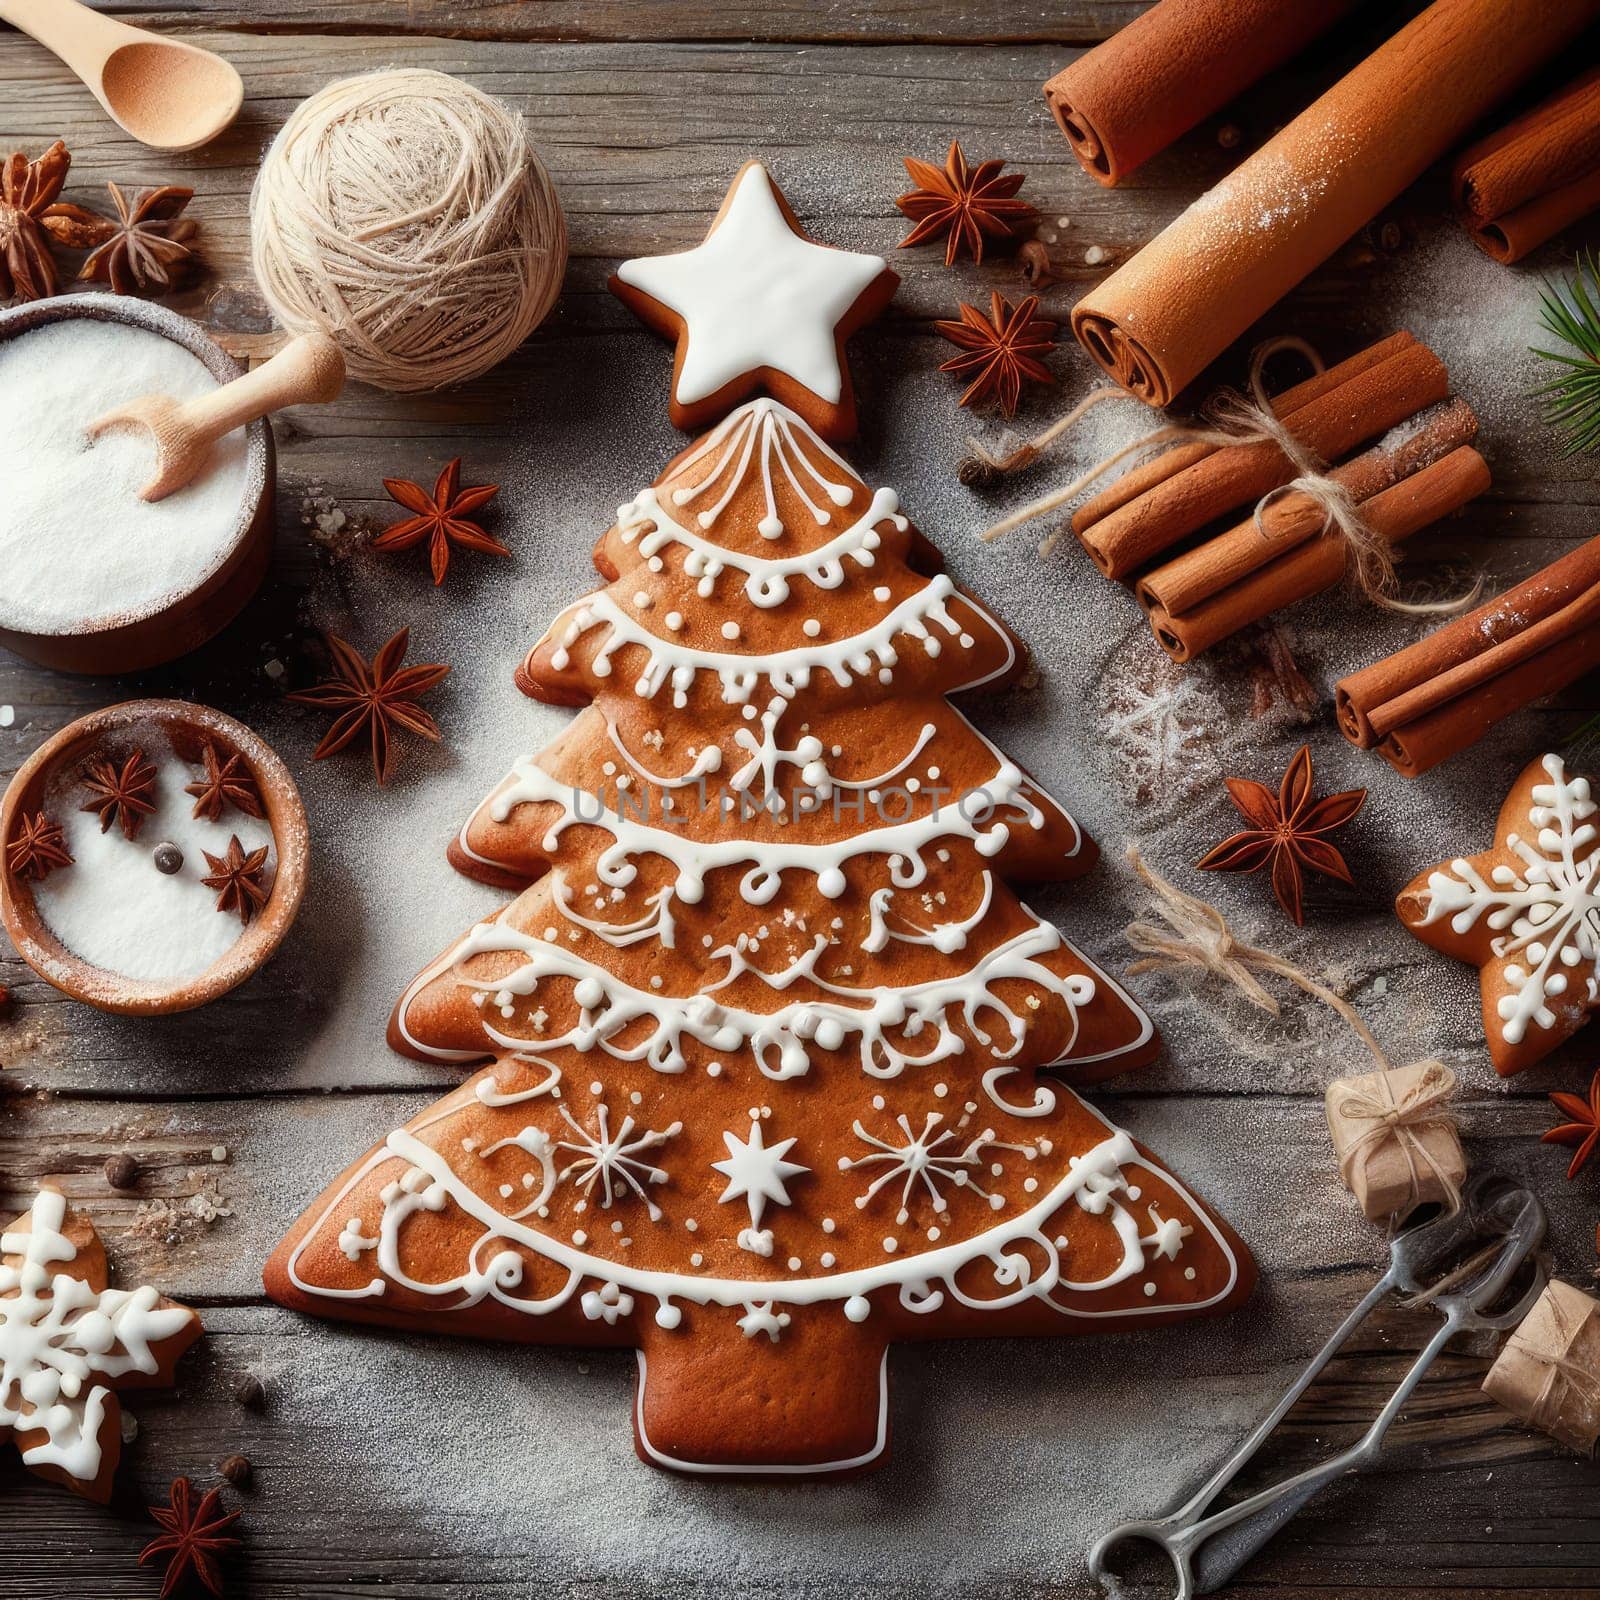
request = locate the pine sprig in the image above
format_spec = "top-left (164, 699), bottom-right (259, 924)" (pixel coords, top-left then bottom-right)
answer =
top-left (1531, 249), bottom-right (1600, 456)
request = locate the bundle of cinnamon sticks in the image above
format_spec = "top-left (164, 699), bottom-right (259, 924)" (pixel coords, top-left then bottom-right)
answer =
top-left (1068, 330), bottom-right (1491, 660)
top-left (1451, 63), bottom-right (1600, 263)
top-left (1336, 538), bottom-right (1600, 777)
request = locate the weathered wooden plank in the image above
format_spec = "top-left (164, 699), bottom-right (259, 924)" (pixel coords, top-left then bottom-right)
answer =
top-left (66, 0), bottom-right (1149, 45)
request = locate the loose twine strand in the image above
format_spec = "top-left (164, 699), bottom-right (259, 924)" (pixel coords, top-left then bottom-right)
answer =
top-left (975, 338), bottom-right (1479, 615)
top-left (1124, 847), bottom-right (1460, 1217)
top-left (250, 69), bottom-right (567, 393)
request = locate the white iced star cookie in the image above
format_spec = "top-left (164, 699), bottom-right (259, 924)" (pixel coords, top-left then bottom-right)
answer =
top-left (611, 161), bottom-right (899, 441)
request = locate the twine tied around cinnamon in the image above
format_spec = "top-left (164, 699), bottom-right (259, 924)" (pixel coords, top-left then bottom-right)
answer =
top-left (1124, 847), bottom-right (1461, 1215)
top-left (974, 339), bottom-right (1479, 616)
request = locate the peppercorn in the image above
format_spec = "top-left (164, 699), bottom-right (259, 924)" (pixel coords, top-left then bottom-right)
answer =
top-left (104, 1153), bottom-right (139, 1189)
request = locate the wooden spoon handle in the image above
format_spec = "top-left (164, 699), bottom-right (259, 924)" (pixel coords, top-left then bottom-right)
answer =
top-left (0, 0), bottom-right (150, 79)
top-left (173, 333), bottom-right (347, 449)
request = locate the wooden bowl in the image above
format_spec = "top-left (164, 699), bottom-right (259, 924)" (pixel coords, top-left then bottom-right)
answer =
top-left (0, 701), bottom-right (308, 1014)
top-left (0, 296), bottom-right (274, 675)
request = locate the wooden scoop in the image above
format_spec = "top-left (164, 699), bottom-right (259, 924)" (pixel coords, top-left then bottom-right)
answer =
top-left (90, 332), bottom-right (346, 502)
top-left (0, 0), bottom-right (243, 152)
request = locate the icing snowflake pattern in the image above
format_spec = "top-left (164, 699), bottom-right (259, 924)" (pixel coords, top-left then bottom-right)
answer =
top-left (1420, 755), bottom-right (1600, 1045)
top-left (288, 1109), bottom-right (1224, 1340)
top-left (552, 1103), bottom-right (683, 1222)
top-left (842, 1111), bottom-right (1039, 1220)
top-left (0, 1191), bottom-right (192, 1483)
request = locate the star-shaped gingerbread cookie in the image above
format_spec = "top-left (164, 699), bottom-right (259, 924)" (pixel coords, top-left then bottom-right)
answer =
top-left (1397, 752), bottom-right (1600, 1076)
top-left (1, 1187), bottom-right (202, 1500)
top-left (611, 160), bottom-right (898, 441)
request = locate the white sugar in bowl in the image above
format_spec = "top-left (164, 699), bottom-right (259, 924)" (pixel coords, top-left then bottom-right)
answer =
top-left (0, 295), bottom-right (273, 674)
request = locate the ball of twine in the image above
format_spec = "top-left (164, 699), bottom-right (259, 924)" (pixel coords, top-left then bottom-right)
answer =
top-left (249, 68), bottom-right (566, 392)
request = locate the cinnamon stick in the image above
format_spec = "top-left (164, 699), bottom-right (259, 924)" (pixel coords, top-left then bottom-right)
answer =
top-left (1074, 332), bottom-right (1447, 580)
top-left (1139, 396), bottom-right (1480, 618)
top-left (1042, 0), bottom-right (1361, 188)
top-left (1145, 445), bottom-right (1490, 663)
top-left (1451, 63), bottom-right (1600, 263)
top-left (1336, 534), bottom-right (1600, 777)
top-left (1073, 332), bottom-right (1413, 534)
top-left (1071, 0), bottom-right (1600, 406)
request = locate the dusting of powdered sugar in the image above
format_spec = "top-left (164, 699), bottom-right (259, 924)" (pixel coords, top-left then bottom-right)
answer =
top-left (1376, 226), bottom-right (1561, 459)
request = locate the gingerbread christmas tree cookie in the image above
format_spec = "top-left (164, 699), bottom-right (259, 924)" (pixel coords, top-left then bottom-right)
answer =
top-left (267, 393), bottom-right (1255, 1476)
top-left (610, 162), bottom-right (898, 441)
top-left (1, 1188), bottom-right (201, 1500)
top-left (1399, 752), bottom-right (1600, 1076)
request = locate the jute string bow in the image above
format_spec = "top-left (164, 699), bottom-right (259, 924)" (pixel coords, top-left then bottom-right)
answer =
top-left (1124, 847), bottom-right (1460, 1215)
top-left (1329, 1061), bottom-right (1463, 1217)
top-left (974, 340), bottom-right (1477, 615)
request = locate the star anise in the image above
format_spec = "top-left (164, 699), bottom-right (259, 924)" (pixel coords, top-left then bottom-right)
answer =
top-left (288, 628), bottom-right (450, 785)
top-left (140, 1477), bottom-right (242, 1600)
top-left (371, 459), bottom-right (504, 586)
top-left (6, 811), bottom-right (72, 881)
top-left (185, 740), bottom-right (263, 823)
top-left (1195, 745), bottom-right (1366, 926)
top-left (934, 292), bottom-right (1057, 417)
top-left (0, 140), bottom-right (87, 303)
top-left (200, 835), bottom-right (270, 925)
top-left (1544, 1068), bottom-right (1600, 1180)
top-left (896, 141), bottom-right (1040, 267)
top-left (80, 748), bottom-right (158, 840)
top-left (78, 182), bottom-right (196, 296)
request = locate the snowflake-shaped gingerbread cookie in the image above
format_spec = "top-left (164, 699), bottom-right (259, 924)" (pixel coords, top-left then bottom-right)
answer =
top-left (1398, 753), bottom-right (1600, 1076)
top-left (1, 1188), bottom-right (201, 1499)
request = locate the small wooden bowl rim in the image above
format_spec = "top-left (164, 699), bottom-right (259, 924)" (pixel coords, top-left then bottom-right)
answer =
top-left (0, 294), bottom-right (271, 641)
top-left (0, 700), bottom-right (309, 1015)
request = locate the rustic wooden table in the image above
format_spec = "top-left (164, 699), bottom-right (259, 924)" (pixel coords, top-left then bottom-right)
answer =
top-left (4, 3), bottom-right (1600, 1596)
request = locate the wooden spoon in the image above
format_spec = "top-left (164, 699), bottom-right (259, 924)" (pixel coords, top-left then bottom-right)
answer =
top-left (90, 332), bottom-right (346, 502)
top-left (0, 0), bottom-right (243, 152)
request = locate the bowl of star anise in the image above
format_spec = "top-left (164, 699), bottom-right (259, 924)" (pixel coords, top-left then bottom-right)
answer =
top-left (0, 293), bottom-right (274, 675)
top-left (0, 700), bottom-right (308, 1014)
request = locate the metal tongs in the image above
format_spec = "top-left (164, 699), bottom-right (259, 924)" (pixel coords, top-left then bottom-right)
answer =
top-left (1087, 1176), bottom-right (1548, 1600)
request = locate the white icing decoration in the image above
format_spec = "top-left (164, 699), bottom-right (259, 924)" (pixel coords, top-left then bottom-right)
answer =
top-left (657, 397), bottom-right (857, 539)
top-left (713, 1119), bottom-right (808, 1229)
top-left (480, 747), bottom-right (1038, 907)
top-left (1418, 754), bottom-right (1600, 1045)
top-left (737, 1302), bottom-right (791, 1341)
top-left (611, 409), bottom-right (908, 601)
top-left (1141, 1206), bottom-right (1192, 1261)
top-left (581, 1282), bottom-right (633, 1324)
top-left (541, 571), bottom-right (1012, 709)
top-left (614, 166), bottom-right (887, 408)
top-left (0, 1190), bottom-right (191, 1483)
top-left (395, 911), bottom-right (1096, 1092)
top-left (550, 1103), bottom-right (683, 1223)
top-left (552, 872), bottom-right (679, 951)
top-left (844, 1111), bottom-right (1037, 1218)
top-left (865, 872), bottom-right (993, 956)
top-left (285, 1109), bottom-right (1242, 1336)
